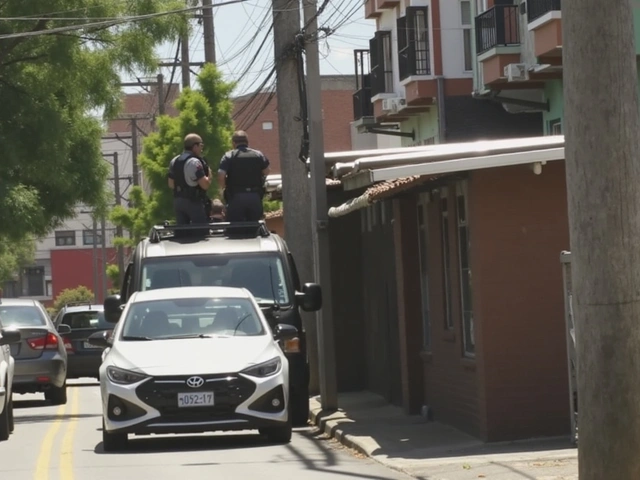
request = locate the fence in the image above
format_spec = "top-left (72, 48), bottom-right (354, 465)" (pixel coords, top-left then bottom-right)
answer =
top-left (560, 250), bottom-right (578, 444)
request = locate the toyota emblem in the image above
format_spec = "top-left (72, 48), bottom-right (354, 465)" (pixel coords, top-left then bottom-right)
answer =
top-left (186, 376), bottom-right (204, 388)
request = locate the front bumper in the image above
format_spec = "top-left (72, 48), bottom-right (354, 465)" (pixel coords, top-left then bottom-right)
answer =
top-left (13, 355), bottom-right (66, 390)
top-left (102, 371), bottom-right (289, 435)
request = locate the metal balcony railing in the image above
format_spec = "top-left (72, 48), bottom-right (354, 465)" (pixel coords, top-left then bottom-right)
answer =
top-left (475, 5), bottom-right (520, 56)
top-left (353, 83), bottom-right (373, 120)
top-left (527, 0), bottom-right (561, 24)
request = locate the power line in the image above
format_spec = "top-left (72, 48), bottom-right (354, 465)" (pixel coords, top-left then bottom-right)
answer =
top-left (0, 0), bottom-right (249, 40)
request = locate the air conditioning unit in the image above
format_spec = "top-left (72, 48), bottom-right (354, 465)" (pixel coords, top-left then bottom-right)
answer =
top-left (381, 99), bottom-right (394, 112)
top-left (389, 97), bottom-right (407, 113)
top-left (504, 63), bottom-right (529, 82)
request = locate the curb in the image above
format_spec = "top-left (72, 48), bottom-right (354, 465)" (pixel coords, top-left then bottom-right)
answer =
top-left (308, 403), bottom-right (372, 458)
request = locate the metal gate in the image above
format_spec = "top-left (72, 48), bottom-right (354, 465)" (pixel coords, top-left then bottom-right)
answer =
top-left (560, 250), bottom-right (578, 444)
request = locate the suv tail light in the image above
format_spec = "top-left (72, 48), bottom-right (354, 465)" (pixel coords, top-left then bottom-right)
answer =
top-left (28, 333), bottom-right (59, 351)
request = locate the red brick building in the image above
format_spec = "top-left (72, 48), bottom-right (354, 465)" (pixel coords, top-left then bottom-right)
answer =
top-left (232, 75), bottom-right (358, 174)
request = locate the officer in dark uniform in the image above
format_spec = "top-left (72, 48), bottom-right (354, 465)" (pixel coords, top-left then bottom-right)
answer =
top-left (218, 130), bottom-right (270, 222)
top-left (167, 133), bottom-right (212, 225)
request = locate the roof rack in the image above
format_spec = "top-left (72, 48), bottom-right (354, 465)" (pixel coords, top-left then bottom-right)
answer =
top-left (64, 301), bottom-right (94, 309)
top-left (148, 220), bottom-right (272, 243)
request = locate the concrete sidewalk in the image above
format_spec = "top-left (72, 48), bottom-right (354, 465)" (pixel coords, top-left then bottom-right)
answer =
top-left (309, 392), bottom-right (578, 479)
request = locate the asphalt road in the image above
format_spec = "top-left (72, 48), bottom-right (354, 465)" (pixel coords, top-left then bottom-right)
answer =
top-left (0, 380), bottom-right (411, 480)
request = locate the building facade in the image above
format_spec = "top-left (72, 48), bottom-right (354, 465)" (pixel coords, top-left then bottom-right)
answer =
top-left (473, 0), bottom-right (640, 135)
top-left (353, 0), bottom-right (543, 148)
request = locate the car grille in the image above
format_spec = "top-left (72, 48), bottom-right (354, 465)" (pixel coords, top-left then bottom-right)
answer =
top-left (135, 373), bottom-right (256, 418)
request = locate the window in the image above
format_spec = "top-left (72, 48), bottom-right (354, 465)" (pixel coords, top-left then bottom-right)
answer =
top-left (141, 253), bottom-right (292, 306)
top-left (370, 31), bottom-right (393, 95)
top-left (417, 194), bottom-right (431, 350)
top-left (55, 230), bottom-right (76, 247)
top-left (440, 188), bottom-right (453, 330)
top-left (456, 181), bottom-right (475, 357)
top-left (46, 280), bottom-right (53, 297)
top-left (549, 118), bottom-right (562, 135)
top-left (397, 7), bottom-right (431, 80)
top-left (0, 305), bottom-right (47, 327)
top-left (24, 266), bottom-right (45, 297)
top-left (83, 229), bottom-right (103, 246)
top-left (121, 297), bottom-right (266, 339)
top-left (61, 311), bottom-right (111, 330)
top-left (2, 281), bottom-right (18, 298)
top-left (461, 1), bottom-right (473, 72)
top-left (262, 121), bottom-right (274, 130)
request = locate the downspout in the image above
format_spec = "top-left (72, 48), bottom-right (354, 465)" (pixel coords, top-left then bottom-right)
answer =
top-left (436, 76), bottom-right (446, 143)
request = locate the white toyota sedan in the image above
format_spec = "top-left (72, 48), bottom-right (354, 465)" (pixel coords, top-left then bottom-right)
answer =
top-left (89, 286), bottom-right (297, 452)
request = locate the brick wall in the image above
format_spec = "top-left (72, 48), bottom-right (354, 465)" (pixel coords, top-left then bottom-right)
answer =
top-left (232, 75), bottom-right (357, 174)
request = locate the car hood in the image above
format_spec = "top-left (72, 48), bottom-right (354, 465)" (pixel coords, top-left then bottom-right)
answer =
top-left (110, 335), bottom-right (278, 376)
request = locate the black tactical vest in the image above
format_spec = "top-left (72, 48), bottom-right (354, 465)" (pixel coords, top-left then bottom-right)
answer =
top-left (225, 148), bottom-right (265, 194)
top-left (172, 152), bottom-right (207, 200)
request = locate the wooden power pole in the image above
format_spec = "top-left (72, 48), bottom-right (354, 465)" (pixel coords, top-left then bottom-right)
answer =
top-left (272, 0), bottom-right (319, 394)
top-left (563, 0), bottom-right (640, 478)
top-left (202, 0), bottom-right (216, 64)
top-left (302, 0), bottom-right (337, 410)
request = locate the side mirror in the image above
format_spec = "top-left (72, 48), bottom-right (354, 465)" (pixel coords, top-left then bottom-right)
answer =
top-left (295, 283), bottom-right (322, 312)
top-left (57, 324), bottom-right (72, 335)
top-left (273, 323), bottom-right (298, 341)
top-left (88, 330), bottom-right (112, 348)
top-left (104, 294), bottom-right (123, 323)
top-left (0, 328), bottom-right (21, 346)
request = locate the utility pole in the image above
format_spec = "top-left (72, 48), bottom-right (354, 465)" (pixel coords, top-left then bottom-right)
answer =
top-left (181, 32), bottom-right (191, 88)
top-left (103, 152), bottom-right (126, 285)
top-left (131, 118), bottom-right (139, 186)
top-left (202, 0), bottom-right (216, 64)
top-left (302, 0), bottom-right (337, 410)
top-left (100, 216), bottom-right (107, 301)
top-left (272, 0), bottom-right (318, 394)
top-left (92, 216), bottom-right (98, 304)
top-left (564, 1), bottom-right (640, 478)
top-left (157, 73), bottom-right (165, 115)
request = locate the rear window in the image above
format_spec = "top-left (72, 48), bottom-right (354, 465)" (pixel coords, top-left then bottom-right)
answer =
top-left (0, 306), bottom-right (47, 327)
top-left (60, 310), bottom-right (110, 329)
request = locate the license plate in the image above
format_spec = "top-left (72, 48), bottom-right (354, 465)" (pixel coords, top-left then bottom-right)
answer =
top-left (177, 392), bottom-right (215, 407)
top-left (83, 342), bottom-right (101, 349)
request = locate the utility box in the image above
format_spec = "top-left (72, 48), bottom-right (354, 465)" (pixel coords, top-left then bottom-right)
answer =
top-left (560, 250), bottom-right (578, 444)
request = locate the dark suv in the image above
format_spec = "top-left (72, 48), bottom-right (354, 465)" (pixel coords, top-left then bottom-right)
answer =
top-left (52, 303), bottom-right (113, 379)
top-left (103, 221), bottom-right (322, 426)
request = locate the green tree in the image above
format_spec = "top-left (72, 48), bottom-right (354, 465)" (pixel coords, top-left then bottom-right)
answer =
top-left (111, 63), bottom-right (235, 243)
top-left (51, 286), bottom-right (95, 317)
top-left (0, 1), bottom-right (188, 241)
top-left (0, 237), bottom-right (35, 284)
top-left (106, 264), bottom-right (120, 294)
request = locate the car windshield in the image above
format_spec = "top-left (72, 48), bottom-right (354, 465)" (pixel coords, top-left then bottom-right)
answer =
top-left (0, 305), bottom-right (47, 327)
top-left (141, 253), bottom-right (290, 305)
top-left (120, 297), bottom-right (265, 340)
top-left (61, 310), bottom-right (110, 329)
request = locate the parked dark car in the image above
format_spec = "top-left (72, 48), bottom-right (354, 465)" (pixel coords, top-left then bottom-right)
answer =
top-left (52, 303), bottom-right (112, 379)
top-left (0, 299), bottom-right (69, 404)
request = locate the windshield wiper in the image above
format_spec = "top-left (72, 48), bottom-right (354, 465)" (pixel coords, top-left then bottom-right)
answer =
top-left (158, 333), bottom-right (214, 340)
top-left (122, 335), bottom-right (153, 341)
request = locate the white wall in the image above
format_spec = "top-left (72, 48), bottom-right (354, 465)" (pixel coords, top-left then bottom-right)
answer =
top-left (440, 0), bottom-right (474, 79)
top-left (350, 123), bottom-right (403, 150)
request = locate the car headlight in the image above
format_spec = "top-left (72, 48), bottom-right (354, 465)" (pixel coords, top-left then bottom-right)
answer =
top-left (241, 357), bottom-right (282, 378)
top-left (106, 366), bottom-right (148, 385)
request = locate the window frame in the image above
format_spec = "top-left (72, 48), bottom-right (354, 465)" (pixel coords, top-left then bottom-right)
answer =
top-left (440, 187), bottom-right (454, 330)
top-left (456, 180), bottom-right (475, 357)
top-left (55, 230), bottom-right (76, 247)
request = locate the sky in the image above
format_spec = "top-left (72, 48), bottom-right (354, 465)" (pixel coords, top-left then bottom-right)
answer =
top-left (122, 0), bottom-right (374, 97)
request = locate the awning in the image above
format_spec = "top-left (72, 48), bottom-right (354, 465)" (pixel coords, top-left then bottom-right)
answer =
top-left (329, 147), bottom-right (565, 218)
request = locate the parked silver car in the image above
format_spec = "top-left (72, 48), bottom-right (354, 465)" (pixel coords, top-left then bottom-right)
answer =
top-left (0, 299), bottom-right (70, 405)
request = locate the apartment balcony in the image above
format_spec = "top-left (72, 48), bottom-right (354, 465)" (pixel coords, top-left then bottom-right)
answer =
top-left (475, 5), bottom-right (522, 86)
top-left (527, 0), bottom-right (562, 60)
top-left (364, 0), bottom-right (400, 20)
top-left (353, 50), bottom-right (374, 123)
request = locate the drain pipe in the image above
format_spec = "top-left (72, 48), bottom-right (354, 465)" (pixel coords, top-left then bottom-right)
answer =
top-left (436, 76), bottom-right (446, 143)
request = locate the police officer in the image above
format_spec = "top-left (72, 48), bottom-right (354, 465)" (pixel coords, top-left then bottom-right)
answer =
top-left (167, 133), bottom-right (212, 225)
top-left (217, 130), bottom-right (270, 222)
